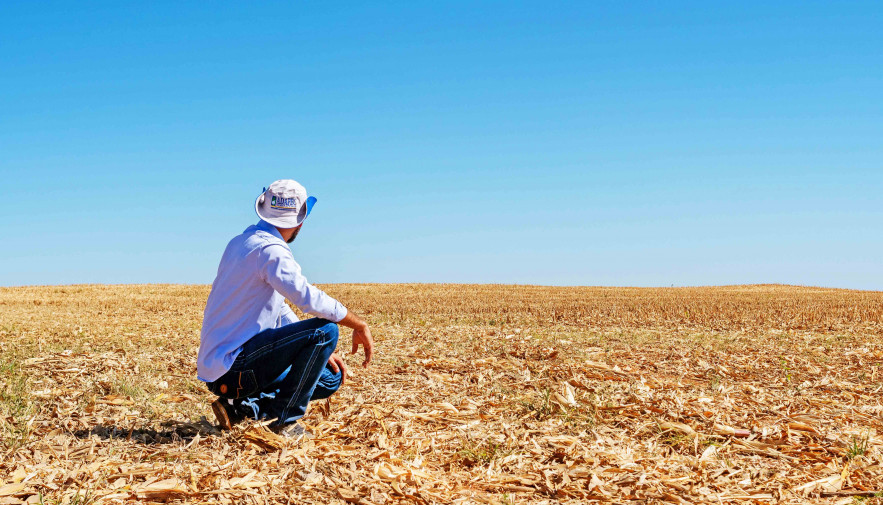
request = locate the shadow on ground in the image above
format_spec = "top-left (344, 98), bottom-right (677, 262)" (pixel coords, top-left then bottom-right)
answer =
top-left (73, 418), bottom-right (220, 444)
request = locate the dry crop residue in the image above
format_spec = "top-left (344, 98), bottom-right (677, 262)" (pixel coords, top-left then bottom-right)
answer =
top-left (0, 284), bottom-right (881, 504)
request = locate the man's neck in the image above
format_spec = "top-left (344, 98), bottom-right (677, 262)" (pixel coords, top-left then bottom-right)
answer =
top-left (275, 226), bottom-right (299, 243)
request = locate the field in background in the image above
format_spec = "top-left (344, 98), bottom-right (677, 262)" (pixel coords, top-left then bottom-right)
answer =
top-left (1, 284), bottom-right (881, 504)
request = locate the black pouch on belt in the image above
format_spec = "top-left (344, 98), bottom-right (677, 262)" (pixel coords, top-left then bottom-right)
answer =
top-left (207, 369), bottom-right (259, 399)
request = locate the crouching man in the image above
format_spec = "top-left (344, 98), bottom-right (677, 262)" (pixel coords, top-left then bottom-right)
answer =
top-left (196, 179), bottom-right (374, 437)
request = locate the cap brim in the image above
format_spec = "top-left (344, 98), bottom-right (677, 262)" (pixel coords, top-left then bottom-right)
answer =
top-left (304, 196), bottom-right (317, 218)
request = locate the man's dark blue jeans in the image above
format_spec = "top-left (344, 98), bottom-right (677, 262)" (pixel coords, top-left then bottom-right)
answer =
top-left (205, 317), bottom-right (341, 426)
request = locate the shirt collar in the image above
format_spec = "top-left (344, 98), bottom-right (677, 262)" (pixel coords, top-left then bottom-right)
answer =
top-left (256, 219), bottom-right (285, 241)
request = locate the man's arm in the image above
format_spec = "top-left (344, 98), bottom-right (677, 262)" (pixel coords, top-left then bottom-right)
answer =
top-left (259, 244), bottom-right (347, 322)
top-left (336, 310), bottom-right (374, 368)
top-left (260, 244), bottom-right (374, 367)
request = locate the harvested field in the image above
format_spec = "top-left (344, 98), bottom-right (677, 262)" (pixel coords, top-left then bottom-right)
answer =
top-left (1, 284), bottom-right (882, 504)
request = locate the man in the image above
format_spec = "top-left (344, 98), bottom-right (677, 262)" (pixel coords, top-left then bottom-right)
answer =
top-left (197, 179), bottom-right (374, 437)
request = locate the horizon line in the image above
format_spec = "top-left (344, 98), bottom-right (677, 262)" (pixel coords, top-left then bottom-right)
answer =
top-left (2, 282), bottom-right (881, 294)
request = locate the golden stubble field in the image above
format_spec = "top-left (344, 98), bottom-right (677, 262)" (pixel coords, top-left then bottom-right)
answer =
top-left (1, 284), bottom-right (882, 505)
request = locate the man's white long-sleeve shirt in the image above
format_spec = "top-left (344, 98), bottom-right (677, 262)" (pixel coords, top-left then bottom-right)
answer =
top-left (196, 220), bottom-right (347, 382)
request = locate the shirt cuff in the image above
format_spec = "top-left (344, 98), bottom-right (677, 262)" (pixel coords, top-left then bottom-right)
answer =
top-left (330, 301), bottom-right (348, 323)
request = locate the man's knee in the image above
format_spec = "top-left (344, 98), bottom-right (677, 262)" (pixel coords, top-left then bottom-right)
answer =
top-left (327, 367), bottom-right (343, 391)
top-left (311, 365), bottom-right (342, 401)
top-left (318, 320), bottom-right (339, 346)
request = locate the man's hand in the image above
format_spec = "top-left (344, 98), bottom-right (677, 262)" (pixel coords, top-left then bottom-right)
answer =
top-left (336, 311), bottom-right (375, 368)
top-left (327, 352), bottom-right (349, 385)
top-left (350, 323), bottom-right (374, 368)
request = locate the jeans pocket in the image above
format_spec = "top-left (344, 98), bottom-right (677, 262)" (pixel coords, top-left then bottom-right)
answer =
top-left (208, 369), bottom-right (259, 399)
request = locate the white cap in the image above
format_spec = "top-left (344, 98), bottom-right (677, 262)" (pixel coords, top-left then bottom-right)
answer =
top-left (254, 179), bottom-right (317, 229)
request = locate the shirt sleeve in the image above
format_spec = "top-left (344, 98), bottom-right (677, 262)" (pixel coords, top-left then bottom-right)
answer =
top-left (259, 244), bottom-right (348, 322)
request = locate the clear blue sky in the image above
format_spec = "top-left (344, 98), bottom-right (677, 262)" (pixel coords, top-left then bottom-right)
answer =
top-left (1, 2), bottom-right (881, 289)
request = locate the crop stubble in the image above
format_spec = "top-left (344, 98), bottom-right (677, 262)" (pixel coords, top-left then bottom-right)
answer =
top-left (0, 284), bottom-right (881, 504)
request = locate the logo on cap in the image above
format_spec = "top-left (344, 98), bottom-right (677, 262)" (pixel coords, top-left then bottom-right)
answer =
top-left (270, 196), bottom-right (299, 210)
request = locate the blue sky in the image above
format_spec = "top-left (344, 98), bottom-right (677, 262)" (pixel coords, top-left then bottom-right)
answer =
top-left (1, 2), bottom-right (881, 289)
